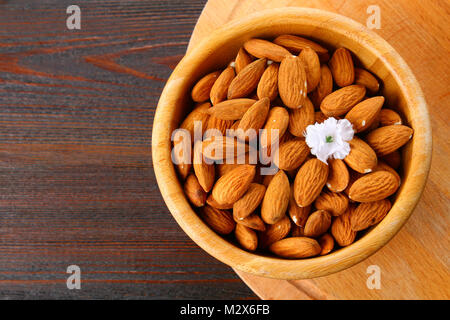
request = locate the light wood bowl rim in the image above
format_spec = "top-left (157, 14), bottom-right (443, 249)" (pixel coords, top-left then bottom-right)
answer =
top-left (152, 7), bottom-right (432, 279)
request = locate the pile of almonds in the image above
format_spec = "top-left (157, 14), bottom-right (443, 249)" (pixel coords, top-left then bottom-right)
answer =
top-left (175, 35), bottom-right (413, 259)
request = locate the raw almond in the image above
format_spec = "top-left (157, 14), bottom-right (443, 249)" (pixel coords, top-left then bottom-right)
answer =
top-left (320, 84), bottom-right (366, 117)
top-left (235, 47), bottom-right (254, 74)
top-left (273, 34), bottom-right (328, 55)
top-left (288, 186), bottom-right (311, 227)
top-left (191, 71), bottom-right (220, 102)
top-left (244, 38), bottom-right (291, 62)
top-left (233, 183), bottom-right (266, 220)
top-left (173, 133), bottom-right (192, 181)
top-left (259, 215), bottom-right (291, 248)
top-left (291, 225), bottom-right (304, 237)
top-left (274, 138), bottom-right (310, 171)
top-left (257, 63), bottom-right (279, 101)
top-left (345, 96), bottom-right (385, 132)
top-left (379, 109), bottom-right (402, 126)
top-left (331, 207), bottom-right (357, 246)
top-left (269, 237), bottom-right (321, 258)
top-left (205, 116), bottom-right (234, 138)
top-left (293, 158), bottom-right (329, 207)
top-left (193, 141), bottom-right (215, 192)
top-left (304, 210), bottom-right (332, 238)
top-left (348, 171), bottom-right (399, 202)
top-left (206, 194), bottom-right (233, 210)
top-left (211, 164), bottom-right (255, 205)
top-left (381, 150), bottom-right (401, 169)
top-left (260, 106), bottom-right (289, 150)
top-left (288, 96), bottom-right (315, 137)
top-left (315, 191), bottom-right (349, 217)
top-left (299, 47), bottom-right (321, 92)
top-left (179, 102), bottom-right (210, 138)
top-left (278, 55), bottom-right (308, 109)
top-left (328, 48), bottom-right (355, 87)
top-left (351, 199), bottom-right (391, 231)
top-left (314, 111), bottom-right (328, 124)
top-left (326, 158), bottom-right (349, 192)
top-left (354, 68), bottom-right (379, 95)
top-left (184, 173), bottom-right (207, 207)
top-left (318, 233), bottom-right (334, 255)
top-left (237, 97), bottom-right (270, 141)
top-left (366, 125), bottom-right (413, 156)
top-left (200, 205), bottom-right (235, 235)
top-left (206, 98), bottom-right (256, 120)
top-left (344, 137), bottom-right (378, 174)
top-left (310, 64), bottom-right (333, 108)
top-left (373, 161), bottom-right (401, 185)
top-left (234, 213), bottom-right (266, 231)
top-left (201, 135), bottom-right (249, 161)
top-left (235, 224), bottom-right (258, 251)
top-left (210, 66), bottom-right (236, 105)
top-left (261, 170), bottom-right (290, 224)
top-left (228, 58), bottom-right (266, 99)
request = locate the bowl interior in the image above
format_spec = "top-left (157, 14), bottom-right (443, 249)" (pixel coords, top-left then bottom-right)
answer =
top-left (153, 8), bottom-right (431, 279)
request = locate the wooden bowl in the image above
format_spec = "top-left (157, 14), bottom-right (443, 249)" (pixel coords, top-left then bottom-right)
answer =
top-left (152, 8), bottom-right (432, 279)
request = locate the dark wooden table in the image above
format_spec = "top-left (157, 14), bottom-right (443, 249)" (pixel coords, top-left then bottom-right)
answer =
top-left (0, 0), bottom-right (257, 299)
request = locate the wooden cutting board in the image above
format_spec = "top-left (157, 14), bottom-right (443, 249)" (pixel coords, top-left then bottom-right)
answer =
top-left (187, 0), bottom-right (450, 299)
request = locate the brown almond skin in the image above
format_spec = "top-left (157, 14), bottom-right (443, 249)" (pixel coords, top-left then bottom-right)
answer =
top-left (381, 150), bottom-right (401, 169)
top-left (310, 64), bottom-right (333, 108)
top-left (274, 138), bottom-right (310, 171)
top-left (326, 159), bottom-right (349, 192)
top-left (366, 125), bottom-right (413, 156)
top-left (234, 213), bottom-right (266, 231)
top-left (206, 98), bottom-right (257, 120)
top-left (328, 48), bottom-right (355, 87)
top-left (244, 38), bottom-right (291, 62)
top-left (179, 102), bottom-right (210, 139)
top-left (228, 58), bottom-right (266, 99)
top-left (273, 34), bottom-right (328, 55)
top-left (315, 191), bottom-right (349, 217)
top-left (260, 106), bottom-right (289, 150)
top-left (379, 109), bottom-right (402, 126)
top-left (331, 207), bottom-right (357, 247)
top-left (235, 47), bottom-right (254, 74)
top-left (288, 97), bottom-right (315, 137)
top-left (269, 237), bottom-right (321, 259)
top-left (291, 225), bottom-right (305, 237)
top-left (373, 161), bottom-right (401, 185)
top-left (320, 84), bottom-right (366, 117)
top-left (201, 135), bottom-right (249, 161)
top-left (210, 66), bottom-right (235, 105)
top-left (354, 68), bottom-right (380, 95)
top-left (344, 137), bottom-right (378, 174)
top-left (299, 47), bottom-right (321, 92)
top-left (304, 210), bottom-right (332, 238)
top-left (314, 111), bottom-right (328, 124)
top-left (184, 174), bottom-right (207, 207)
top-left (288, 185), bottom-right (311, 227)
top-left (200, 205), bottom-right (236, 235)
top-left (278, 55), bottom-right (308, 109)
top-left (191, 71), bottom-right (220, 102)
top-left (259, 215), bottom-right (291, 248)
top-left (235, 224), bottom-right (258, 251)
top-left (193, 141), bottom-right (215, 192)
top-left (205, 116), bottom-right (234, 138)
top-left (211, 165), bottom-right (255, 205)
top-left (206, 194), bottom-right (233, 210)
top-left (349, 171), bottom-right (399, 202)
top-left (257, 63), bottom-right (279, 101)
top-left (237, 97), bottom-right (270, 141)
top-left (293, 158), bottom-right (329, 207)
top-left (261, 170), bottom-right (290, 224)
top-left (351, 199), bottom-right (392, 231)
top-left (233, 183), bottom-right (266, 220)
top-left (345, 96), bottom-right (385, 132)
top-left (318, 233), bottom-right (334, 255)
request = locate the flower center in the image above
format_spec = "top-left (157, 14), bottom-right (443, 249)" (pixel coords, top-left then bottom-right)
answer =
top-left (325, 135), bottom-right (334, 143)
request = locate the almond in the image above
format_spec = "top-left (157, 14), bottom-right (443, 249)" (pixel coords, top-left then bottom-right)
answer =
top-left (193, 141), bottom-right (215, 192)
top-left (273, 34), bottom-right (328, 55)
top-left (173, 134), bottom-right (192, 181)
top-left (291, 225), bottom-right (304, 237)
top-left (304, 210), bottom-right (332, 238)
top-left (318, 233), bottom-right (334, 255)
top-left (179, 102), bottom-right (210, 139)
top-left (331, 207), bottom-right (357, 246)
top-left (354, 68), bottom-right (380, 95)
top-left (257, 63), bottom-right (279, 101)
top-left (299, 47), bottom-right (321, 92)
top-left (200, 205), bottom-right (235, 235)
top-left (210, 66), bottom-right (236, 105)
top-left (235, 47), bottom-right (254, 74)
top-left (191, 71), bottom-right (220, 102)
top-left (288, 185), bottom-right (311, 227)
top-left (206, 194), bottom-right (233, 210)
top-left (260, 106), bottom-right (289, 150)
top-left (293, 158), bottom-right (329, 207)
top-left (288, 97), bottom-right (315, 137)
top-left (269, 237), bottom-right (321, 258)
top-left (211, 164), bottom-right (255, 205)
top-left (351, 199), bottom-right (391, 231)
top-left (201, 135), bottom-right (249, 161)
top-left (310, 64), bottom-right (333, 108)
top-left (344, 169), bottom-right (363, 197)
top-left (184, 173), bottom-right (207, 207)
top-left (244, 38), bottom-right (291, 62)
top-left (366, 125), bottom-right (414, 156)
top-left (379, 109), bottom-right (402, 126)
top-left (234, 213), bottom-right (266, 231)
top-left (345, 96), bottom-right (385, 132)
top-left (261, 170), bottom-right (290, 224)
top-left (326, 158), bottom-right (349, 192)
top-left (320, 84), bottom-right (366, 117)
top-left (381, 150), bottom-right (401, 169)
top-left (278, 55), bottom-right (308, 109)
top-left (205, 116), bottom-right (234, 138)
top-left (228, 58), bottom-right (266, 99)
top-left (237, 97), bottom-right (270, 141)
top-left (233, 183), bottom-right (266, 220)
top-left (314, 111), bottom-right (328, 124)
top-left (328, 48), bottom-right (355, 87)
top-left (373, 161), bottom-right (401, 185)
top-left (235, 224), bottom-right (258, 251)
top-left (348, 171), bottom-right (399, 202)
top-left (315, 191), bottom-right (349, 217)
top-left (262, 174), bottom-right (275, 188)
top-left (344, 137), bottom-right (378, 174)
top-left (206, 98), bottom-right (256, 120)
top-left (274, 138), bottom-right (310, 171)
top-left (259, 215), bottom-right (291, 248)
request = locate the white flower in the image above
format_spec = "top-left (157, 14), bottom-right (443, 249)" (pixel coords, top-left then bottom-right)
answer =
top-left (304, 118), bottom-right (354, 164)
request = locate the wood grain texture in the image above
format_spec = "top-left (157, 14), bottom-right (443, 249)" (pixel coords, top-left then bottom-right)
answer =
top-left (189, 0), bottom-right (449, 299)
top-left (0, 0), bottom-right (257, 299)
